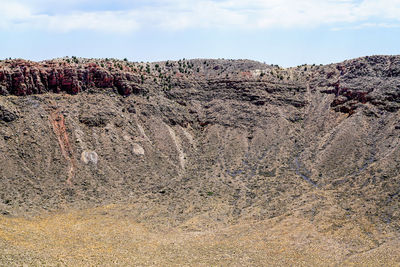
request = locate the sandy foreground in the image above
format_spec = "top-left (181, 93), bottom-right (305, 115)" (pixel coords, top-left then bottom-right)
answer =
top-left (0, 204), bottom-right (399, 266)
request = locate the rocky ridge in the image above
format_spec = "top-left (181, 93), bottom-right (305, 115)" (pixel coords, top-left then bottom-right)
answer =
top-left (0, 56), bottom-right (399, 259)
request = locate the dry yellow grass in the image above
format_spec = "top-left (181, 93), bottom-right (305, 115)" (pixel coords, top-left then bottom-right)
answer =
top-left (0, 204), bottom-right (399, 266)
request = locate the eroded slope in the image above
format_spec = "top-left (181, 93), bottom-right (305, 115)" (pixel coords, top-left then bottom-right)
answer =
top-left (0, 56), bottom-right (399, 264)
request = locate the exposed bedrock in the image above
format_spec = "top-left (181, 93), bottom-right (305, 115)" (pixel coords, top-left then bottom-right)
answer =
top-left (0, 56), bottom-right (399, 234)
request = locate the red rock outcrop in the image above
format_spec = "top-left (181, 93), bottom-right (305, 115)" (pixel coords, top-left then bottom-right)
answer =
top-left (0, 59), bottom-right (145, 96)
top-left (1, 56), bottom-right (399, 114)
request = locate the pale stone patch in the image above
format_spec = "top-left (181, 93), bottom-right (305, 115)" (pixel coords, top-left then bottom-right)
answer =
top-left (136, 121), bottom-right (152, 143)
top-left (251, 69), bottom-right (269, 77)
top-left (81, 151), bottom-right (98, 164)
top-left (166, 124), bottom-right (185, 169)
top-left (132, 143), bottom-right (145, 156)
top-left (180, 126), bottom-right (195, 147)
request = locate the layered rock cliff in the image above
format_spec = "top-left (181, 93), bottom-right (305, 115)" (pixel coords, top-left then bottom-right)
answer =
top-left (0, 56), bottom-right (399, 245)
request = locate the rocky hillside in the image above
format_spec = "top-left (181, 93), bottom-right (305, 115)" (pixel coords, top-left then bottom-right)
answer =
top-left (0, 55), bottom-right (399, 248)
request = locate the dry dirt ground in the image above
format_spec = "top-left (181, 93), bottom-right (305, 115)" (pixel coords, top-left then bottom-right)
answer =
top-left (1, 204), bottom-right (399, 266)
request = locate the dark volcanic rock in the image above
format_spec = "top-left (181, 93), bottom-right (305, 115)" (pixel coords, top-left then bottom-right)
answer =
top-left (79, 112), bottom-right (111, 127)
top-left (0, 105), bottom-right (18, 122)
top-left (313, 55), bottom-right (400, 114)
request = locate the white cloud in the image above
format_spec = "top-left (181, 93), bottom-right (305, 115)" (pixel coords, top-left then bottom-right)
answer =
top-left (36, 12), bottom-right (139, 33)
top-left (1, 0), bottom-right (400, 32)
top-left (332, 22), bottom-right (400, 31)
top-left (0, 1), bottom-right (139, 33)
top-left (0, 1), bottom-right (31, 27)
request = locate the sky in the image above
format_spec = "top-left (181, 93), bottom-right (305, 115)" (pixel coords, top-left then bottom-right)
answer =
top-left (1, 0), bottom-right (400, 67)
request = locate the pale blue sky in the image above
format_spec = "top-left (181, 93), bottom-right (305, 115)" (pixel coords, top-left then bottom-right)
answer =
top-left (1, 0), bottom-right (400, 67)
